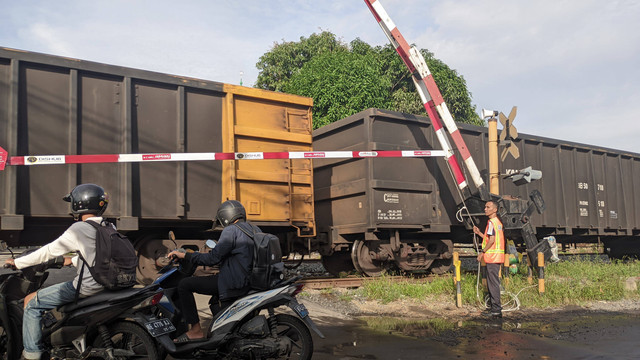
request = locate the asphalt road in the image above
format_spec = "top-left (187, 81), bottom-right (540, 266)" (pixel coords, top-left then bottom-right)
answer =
top-left (3, 254), bottom-right (640, 360)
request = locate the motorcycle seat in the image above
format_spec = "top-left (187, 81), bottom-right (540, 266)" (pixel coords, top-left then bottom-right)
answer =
top-left (58, 284), bottom-right (159, 313)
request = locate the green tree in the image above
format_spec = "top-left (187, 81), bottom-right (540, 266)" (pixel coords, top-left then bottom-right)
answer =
top-left (255, 31), bottom-right (482, 128)
top-left (255, 32), bottom-right (346, 92)
top-left (283, 49), bottom-right (392, 129)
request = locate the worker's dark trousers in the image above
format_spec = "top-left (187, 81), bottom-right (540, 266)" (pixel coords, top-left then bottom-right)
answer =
top-left (486, 263), bottom-right (502, 313)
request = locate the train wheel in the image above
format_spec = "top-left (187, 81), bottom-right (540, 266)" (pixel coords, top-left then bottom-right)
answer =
top-left (351, 240), bottom-right (385, 277)
top-left (135, 235), bottom-right (170, 285)
top-left (430, 240), bottom-right (454, 274)
top-left (429, 259), bottom-right (453, 274)
top-left (321, 252), bottom-right (355, 276)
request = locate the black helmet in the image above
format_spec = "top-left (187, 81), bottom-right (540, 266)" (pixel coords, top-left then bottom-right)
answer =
top-left (215, 200), bottom-right (246, 227)
top-left (63, 184), bottom-right (108, 216)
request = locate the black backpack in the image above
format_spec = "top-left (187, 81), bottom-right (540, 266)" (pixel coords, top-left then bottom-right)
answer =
top-left (235, 222), bottom-right (285, 291)
top-left (77, 220), bottom-right (138, 291)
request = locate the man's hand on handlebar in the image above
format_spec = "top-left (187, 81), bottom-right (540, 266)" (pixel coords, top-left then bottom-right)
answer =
top-left (167, 250), bottom-right (186, 260)
top-left (4, 258), bottom-right (16, 269)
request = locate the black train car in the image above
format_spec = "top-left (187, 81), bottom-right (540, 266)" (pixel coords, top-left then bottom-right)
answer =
top-left (313, 108), bottom-right (640, 275)
top-left (0, 47), bottom-right (316, 283)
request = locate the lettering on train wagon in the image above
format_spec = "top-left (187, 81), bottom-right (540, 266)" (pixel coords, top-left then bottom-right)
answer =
top-left (378, 209), bottom-right (403, 220)
top-left (384, 193), bottom-right (400, 204)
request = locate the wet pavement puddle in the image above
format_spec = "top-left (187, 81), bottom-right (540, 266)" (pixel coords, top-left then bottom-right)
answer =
top-left (313, 311), bottom-right (640, 359)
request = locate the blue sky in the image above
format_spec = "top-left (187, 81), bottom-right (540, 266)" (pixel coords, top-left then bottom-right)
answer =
top-left (2, 0), bottom-right (639, 152)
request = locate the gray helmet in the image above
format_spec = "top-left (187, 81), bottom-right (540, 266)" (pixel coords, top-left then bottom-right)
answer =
top-left (63, 184), bottom-right (108, 216)
top-left (215, 200), bottom-right (246, 227)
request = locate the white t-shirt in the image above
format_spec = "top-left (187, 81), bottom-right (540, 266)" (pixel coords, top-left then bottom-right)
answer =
top-left (14, 217), bottom-right (106, 296)
top-left (486, 221), bottom-right (496, 236)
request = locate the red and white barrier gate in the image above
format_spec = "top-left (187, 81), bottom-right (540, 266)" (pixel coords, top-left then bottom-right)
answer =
top-left (364, 0), bottom-right (489, 200)
top-left (0, 146), bottom-right (446, 170)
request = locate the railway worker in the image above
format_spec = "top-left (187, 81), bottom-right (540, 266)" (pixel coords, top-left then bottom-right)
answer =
top-left (167, 200), bottom-right (256, 343)
top-left (4, 184), bottom-right (109, 360)
top-left (473, 200), bottom-right (505, 318)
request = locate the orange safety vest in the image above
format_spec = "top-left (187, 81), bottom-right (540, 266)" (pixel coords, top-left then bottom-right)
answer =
top-left (482, 217), bottom-right (505, 264)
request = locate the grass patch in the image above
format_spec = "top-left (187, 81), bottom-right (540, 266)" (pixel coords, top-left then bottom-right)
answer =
top-left (358, 275), bottom-right (455, 303)
top-left (357, 258), bottom-right (640, 308)
top-left (361, 316), bottom-right (456, 335)
top-left (338, 293), bottom-right (354, 302)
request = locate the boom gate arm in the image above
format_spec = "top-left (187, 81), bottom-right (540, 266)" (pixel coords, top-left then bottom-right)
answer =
top-left (364, 0), bottom-right (552, 263)
top-left (364, 0), bottom-right (489, 201)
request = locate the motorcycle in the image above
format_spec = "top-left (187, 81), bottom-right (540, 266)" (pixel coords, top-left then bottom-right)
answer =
top-left (150, 239), bottom-right (324, 359)
top-left (0, 248), bottom-right (173, 359)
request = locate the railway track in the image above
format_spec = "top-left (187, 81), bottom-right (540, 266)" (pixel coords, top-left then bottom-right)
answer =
top-left (297, 275), bottom-right (440, 289)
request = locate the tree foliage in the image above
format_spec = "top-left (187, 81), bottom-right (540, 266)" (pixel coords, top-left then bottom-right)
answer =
top-left (255, 31), bottom-right (482, 129)
top-left (255, 32), bottom-right (346, 93)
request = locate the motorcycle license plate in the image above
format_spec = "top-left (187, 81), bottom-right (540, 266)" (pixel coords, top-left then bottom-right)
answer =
top-left (293, 303), bottom-right (309, 318)
top-left (144, 318), bottom-right (176, 337)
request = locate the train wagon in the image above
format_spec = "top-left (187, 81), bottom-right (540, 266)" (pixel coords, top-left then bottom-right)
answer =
top-left (3, 47), bottom-right (639, 281)
top-left (314, 108), bottom-right (640, 276)
top-left (0, 47), bottom-right (315, 283)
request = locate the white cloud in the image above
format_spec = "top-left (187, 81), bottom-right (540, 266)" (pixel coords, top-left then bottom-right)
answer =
top-left (397, 0), bottom-right (640, 151)
top-left (27, 22), bottom-right (74, 55)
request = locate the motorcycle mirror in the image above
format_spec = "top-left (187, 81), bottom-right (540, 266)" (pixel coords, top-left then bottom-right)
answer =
top-left (205, 239), bottom-right (217, 249)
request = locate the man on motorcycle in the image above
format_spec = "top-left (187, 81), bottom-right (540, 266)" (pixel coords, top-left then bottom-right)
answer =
top-left (4, 184), bottom-right (109, 360)
top-left (167, 200), bottom-right (256, 343)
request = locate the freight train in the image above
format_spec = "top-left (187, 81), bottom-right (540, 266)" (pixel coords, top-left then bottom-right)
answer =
top-left (2, 48), bottom-right (639, 283)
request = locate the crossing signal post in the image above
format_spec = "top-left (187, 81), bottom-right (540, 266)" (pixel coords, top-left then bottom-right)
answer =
top-left (499, 106), bottom-right (520, 161)
top-left (482, 109), bottom-right (500, 194)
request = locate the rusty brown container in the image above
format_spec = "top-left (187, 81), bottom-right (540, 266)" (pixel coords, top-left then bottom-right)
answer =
top-left (0, 47), bottom-right (315, 254)
top-left (313, 109), bottom-right (456, 276)
top-left (313, 108), bottom-right (640, 275)
top-left (313, 109), bottom-right (448, 233)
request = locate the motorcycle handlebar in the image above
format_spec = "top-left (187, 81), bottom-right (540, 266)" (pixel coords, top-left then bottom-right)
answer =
top-left (45, 255), bottom-right (66, 269)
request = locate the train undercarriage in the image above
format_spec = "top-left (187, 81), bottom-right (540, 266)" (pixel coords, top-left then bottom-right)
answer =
top-left (318, 229), bottom-right (455, 277)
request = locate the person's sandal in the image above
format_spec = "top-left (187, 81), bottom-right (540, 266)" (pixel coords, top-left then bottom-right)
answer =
top-left (173, 333), bottom-right (206, 344)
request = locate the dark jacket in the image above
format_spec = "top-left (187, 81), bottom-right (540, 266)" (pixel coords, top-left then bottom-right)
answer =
top-left (184, 221), bottom-right (258, 300)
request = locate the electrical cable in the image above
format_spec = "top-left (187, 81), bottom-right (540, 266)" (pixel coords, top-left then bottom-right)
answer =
top-left (473, 232), bottom-right (539, 312)
top-left (439, 144), bottom-right (538, 313)
top-left (445, 163), bottom-right (534, 313)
